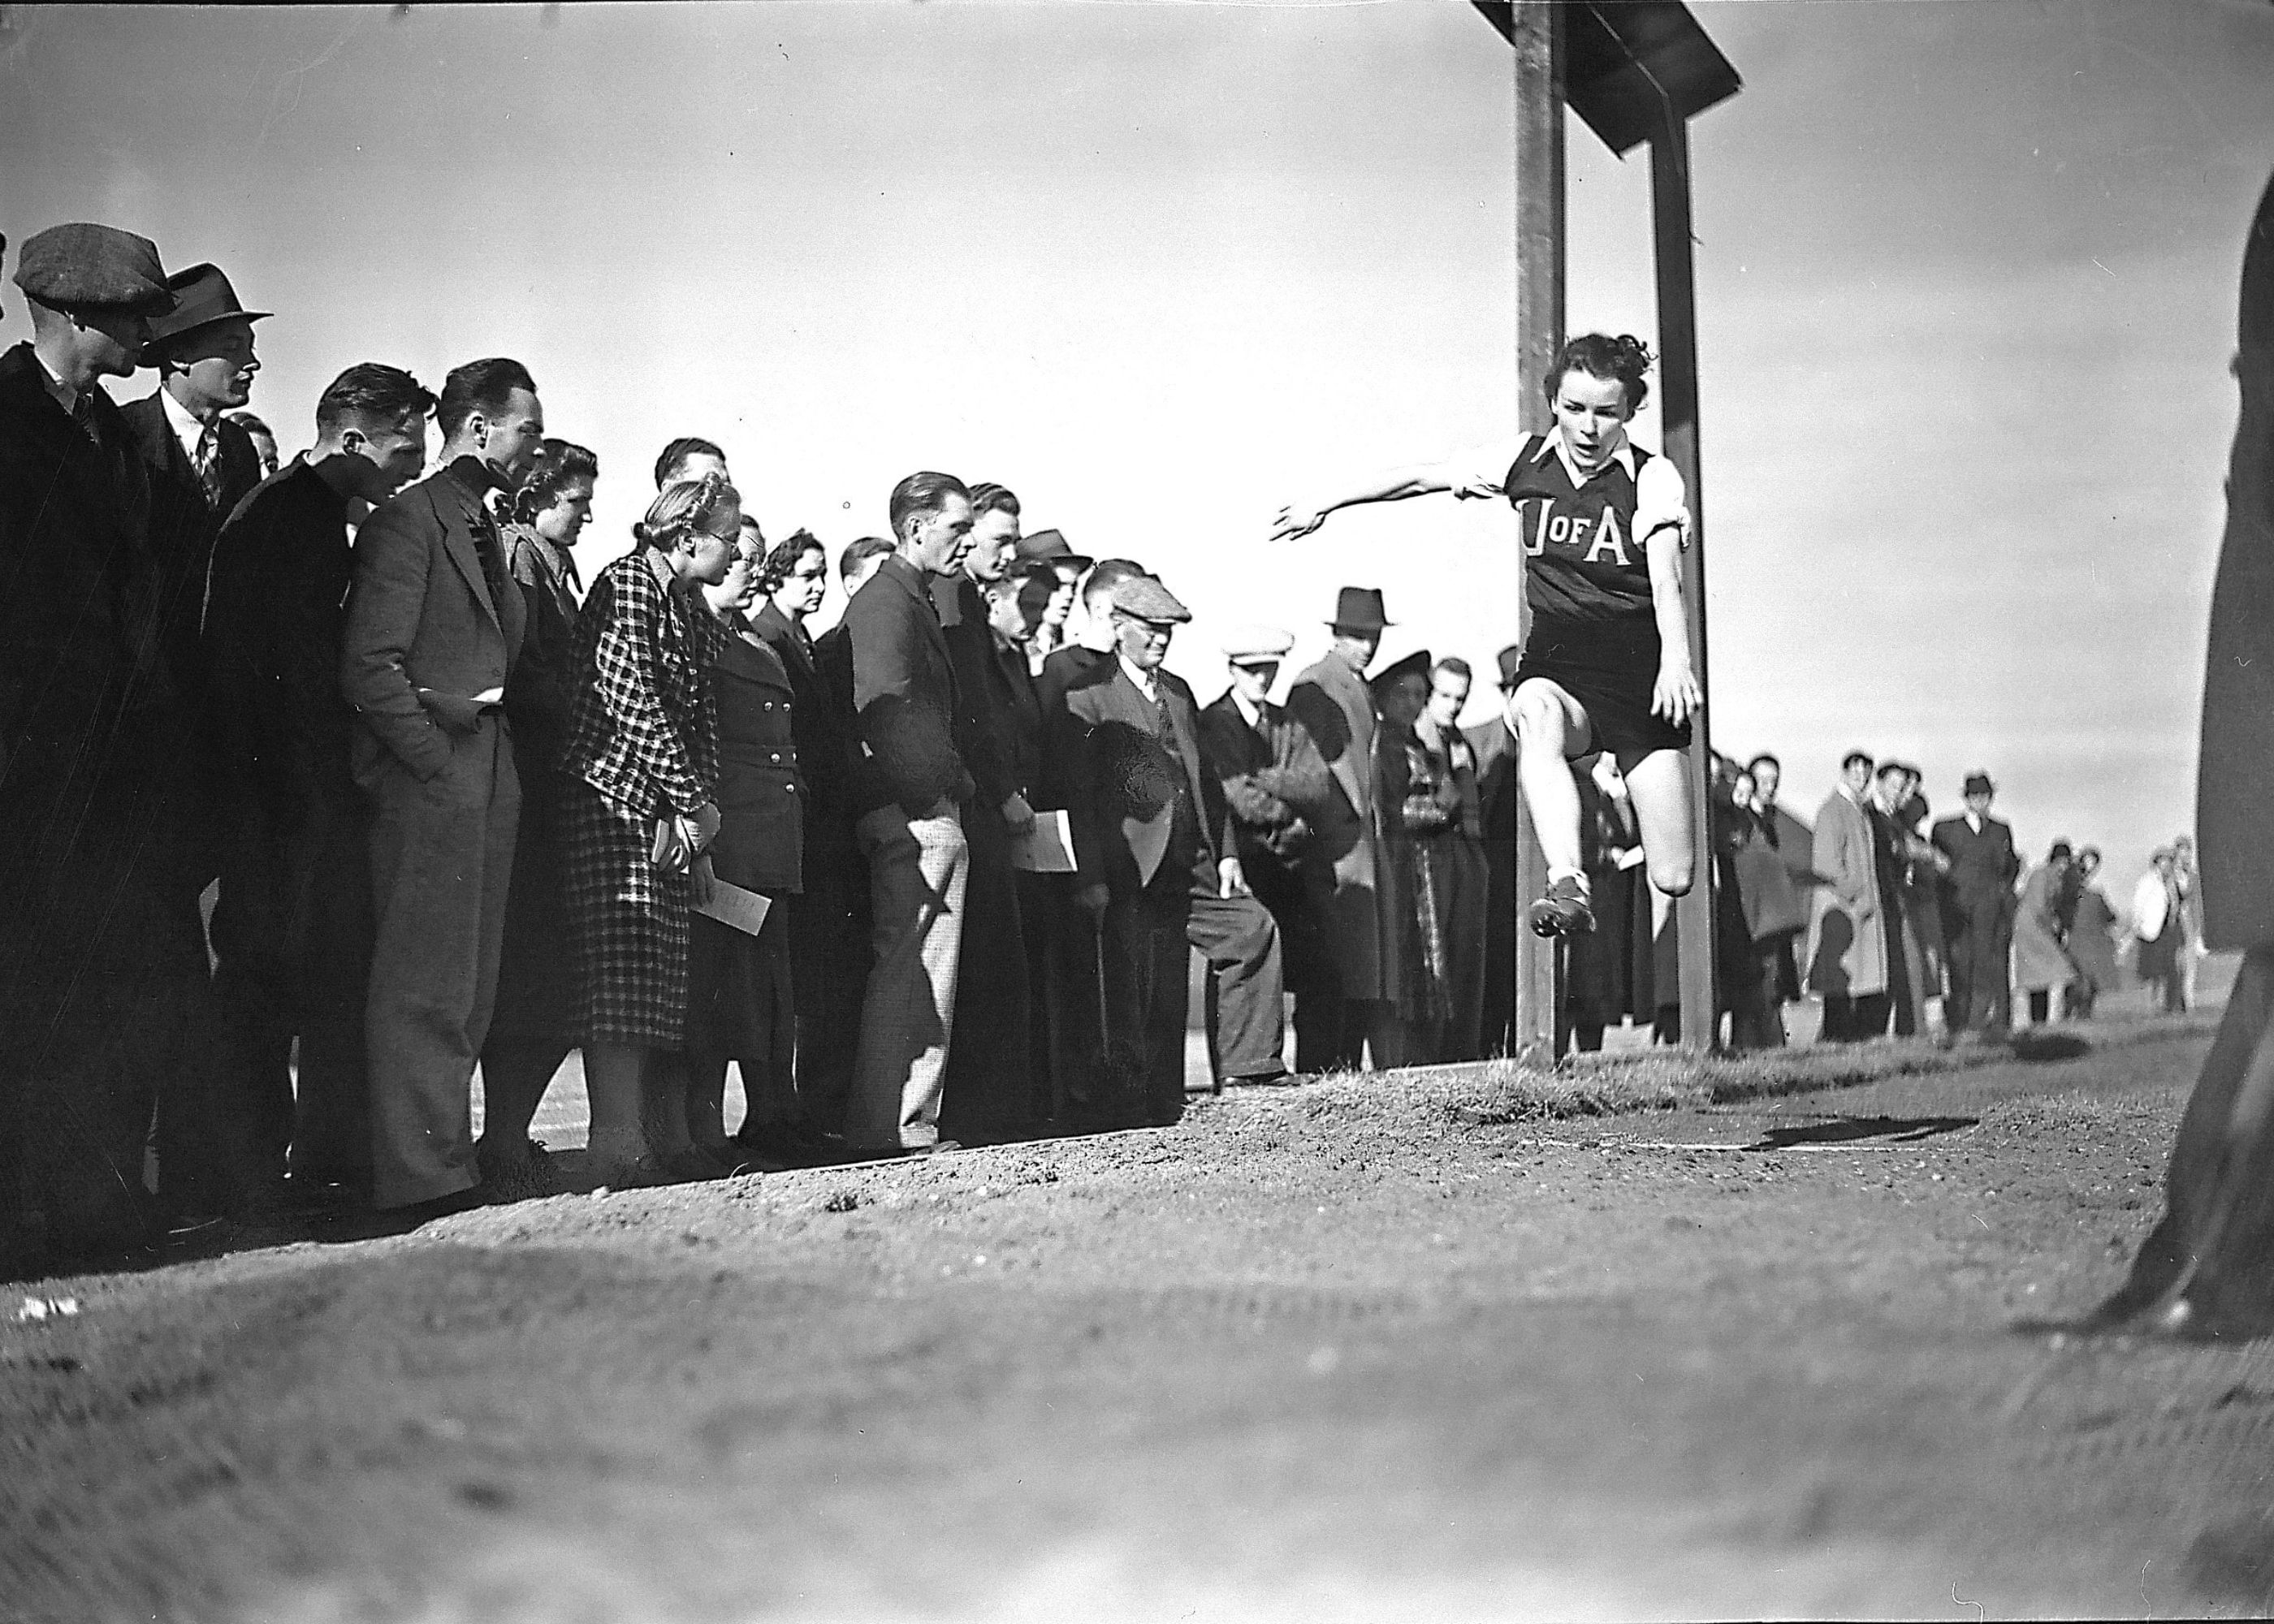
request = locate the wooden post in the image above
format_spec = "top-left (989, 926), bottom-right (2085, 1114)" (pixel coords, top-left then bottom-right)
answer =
top-left (1511, 0), bottom-right (1564, 1062)
top-left (1649, 114), bottom-right (1719, 1051)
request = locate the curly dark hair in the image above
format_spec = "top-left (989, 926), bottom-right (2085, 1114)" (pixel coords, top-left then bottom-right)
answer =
top-left (757, 529), bottom-right (826, 594)
top-left (1545, 333), bottom-right (1654, 412)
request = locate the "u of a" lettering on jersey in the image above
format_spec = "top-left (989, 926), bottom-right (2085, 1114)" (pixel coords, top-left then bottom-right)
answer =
top-left (1520, 499), bottom-right (1633, 568)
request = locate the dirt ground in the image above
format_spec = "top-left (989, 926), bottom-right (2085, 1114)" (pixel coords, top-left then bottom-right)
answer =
top-left (8, 1004), bottom-right (2274, 1622)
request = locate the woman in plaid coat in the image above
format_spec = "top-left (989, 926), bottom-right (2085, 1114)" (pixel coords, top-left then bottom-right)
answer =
top-left (559, 474), bottom-right (737, 1185)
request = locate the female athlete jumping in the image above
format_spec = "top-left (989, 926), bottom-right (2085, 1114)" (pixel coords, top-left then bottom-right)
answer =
top-left (1270, 333), bottom-right (1699, 937)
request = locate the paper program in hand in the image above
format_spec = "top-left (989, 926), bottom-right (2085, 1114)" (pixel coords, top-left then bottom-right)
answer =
top-left (1010, 808), bottom-right (1078, 875)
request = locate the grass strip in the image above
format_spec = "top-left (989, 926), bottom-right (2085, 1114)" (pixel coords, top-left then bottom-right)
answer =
top-left (1416, 1010), bottom-right (2221, 1127)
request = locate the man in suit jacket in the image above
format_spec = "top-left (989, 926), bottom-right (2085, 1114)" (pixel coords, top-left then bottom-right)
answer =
top-left (202, 363), bottom-right (435, 1208)
top-left (121, 265), bottom-right (266, 697)
top-left (340, 357), bottom-right (541, 1217)
top-left (1286, 586), bottom-right (1404, 1072)
top-left (842, 473), bottom-right (978, 1155)
top-left (1930, 771), bottom-right (2021, 1035)
top-left (0, 222), bottom-right (215, 1269)
top-left (1031, 559), bottom-right (1148, 1116)
top-left (1054, 574), bottom-right (1247, 1125)
top-left (929, 482), bottom-right (1036, 1143)
top-left (116, 263), bottom-right (271, 1216)
top-left (1808, 751), bottom-right (1889, 1042)
top-left (1465, 646), bottom-right (1524, 1057)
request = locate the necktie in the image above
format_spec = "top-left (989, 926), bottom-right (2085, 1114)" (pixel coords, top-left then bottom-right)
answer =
top-left (195, 422), bottom-right (227, 511)
top-left (472, 498), bottom-right (512, 615)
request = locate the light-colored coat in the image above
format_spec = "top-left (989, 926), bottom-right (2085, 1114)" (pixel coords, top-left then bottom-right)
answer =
top-left (1806, 788), bottom-right (1886, 998)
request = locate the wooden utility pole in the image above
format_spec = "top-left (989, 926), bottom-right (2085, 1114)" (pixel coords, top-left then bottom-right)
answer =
top-left (1510, 0), bottom-right (1565, 1062)
top-left (1649, 113), bottom-right (1719, 1050)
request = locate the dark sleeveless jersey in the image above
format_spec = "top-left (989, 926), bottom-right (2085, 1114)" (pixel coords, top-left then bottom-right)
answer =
top-left (1503, 434), bottom-right (1671, 631)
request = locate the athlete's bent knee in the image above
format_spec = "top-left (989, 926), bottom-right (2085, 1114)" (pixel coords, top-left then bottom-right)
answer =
top-left (1649, 857), bottom-right (1695, 897)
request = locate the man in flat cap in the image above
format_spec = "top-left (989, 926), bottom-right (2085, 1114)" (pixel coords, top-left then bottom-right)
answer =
top-left (0, 222), bottom-right (230, 1268)
top-left (929, 481), bottom-right (1037, 1143)
top-left (341, 357), bottom-right (542, 1220)
top-left (203, 363), bottom-right (437, 1212)
top-left (1286, 586), bottom-right (1406, 1072)
top-left (1050, 573), bottom-right (1243, 1125)
top-left (1200, 625), bottom-right (1329, 1082)
top-left (1930, 771), bottom-right (2021, 1036)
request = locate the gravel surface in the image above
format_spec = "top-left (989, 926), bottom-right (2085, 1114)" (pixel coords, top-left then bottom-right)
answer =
top-left (6, 1013), bottom-right (2272, 1621)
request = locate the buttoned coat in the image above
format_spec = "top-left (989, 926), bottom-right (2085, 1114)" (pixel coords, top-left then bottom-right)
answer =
top-left (711, 627), bottom-right (805, 895)
top-left (1930, 815), bottom-right (2021, 917)
top-left (339, 463), bottom-right (527, 787)
top-left (1288, 654), bottom-right (1399, 1001)
top-left (844, 553), bottom-right (973, 818)
top-left (1051, 656), bottom-right (1231, 896)
top-left (1806, 789), bottom-right (1887, 998)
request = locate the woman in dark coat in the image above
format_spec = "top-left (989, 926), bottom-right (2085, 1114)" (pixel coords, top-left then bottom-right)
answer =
top-left (478, 440), bottom-right (596, 1198)
top-left (677, 535), bottom-right (806, 1174)
top-left (559, 475), bottom-right (735, 1186)
top-left (746, 529), bottom-right (866, 1158)
top-left (1372, 652), bottom-right (1457, 1060)
top-left (1720, 765), bottom-right (1806, 1051)
top-left (2065, 847), bottom-right (2121, 1019)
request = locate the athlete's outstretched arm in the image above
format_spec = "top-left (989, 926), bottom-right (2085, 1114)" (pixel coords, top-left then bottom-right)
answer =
top-left (1269, 461), bottom-right (1456, 542)
top-left (1644, 525), bottom-right (1701, 727)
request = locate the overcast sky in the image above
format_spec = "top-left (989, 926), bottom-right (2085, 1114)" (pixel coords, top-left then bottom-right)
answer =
top-left (4, 0), bottom-right (2270, 892)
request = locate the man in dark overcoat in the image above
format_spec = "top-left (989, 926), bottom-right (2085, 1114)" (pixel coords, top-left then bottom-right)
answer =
top-left (1286, 586), bottom-right (1404, 1071)
top-left (1466, 646), bottom-right (1524, 1057)
top-left (1930, 771), bottom-right (2020, 1036)
top-left (340, 358), bottom-right (540, 1217)
top-left (1053, 575), bottom-right (1242, 1125)
top-left (203, 364), bottom-right (434, 1207)
top-left (0, 222), bottom-right (223, 1268)
top-left (930, 482), bottom-right (1036, 1142)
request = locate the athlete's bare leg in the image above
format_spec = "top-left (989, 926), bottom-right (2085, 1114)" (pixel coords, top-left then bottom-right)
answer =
top-left (1509, 677), bottom-right (1592, 875)
top-left (1622, 746), bottom-right (1697, 896)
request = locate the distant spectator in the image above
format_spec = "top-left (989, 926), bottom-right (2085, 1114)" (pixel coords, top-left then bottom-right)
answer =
top-left (1809, 750), bottom-right (1889, 1043)
top-left (654, 435), bottom-right (728, 488)
top-left (2012, 841), bottom-right (2079, 1025)
top-left (2066, 847), bottom-right (2121, 1018)
top-left (2133, 849), bottom-right (2186, 1013)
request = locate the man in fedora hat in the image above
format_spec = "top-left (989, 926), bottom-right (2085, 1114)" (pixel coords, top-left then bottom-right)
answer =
top-left (1012, 528), bottom-right (1091, 667)
top-left (1285, 586), bottom-right (1405, 1071)
top-left (0, 222), bottom-right (231, 1268)
top-left (123, 263), bottom-right (269, 688)
top-left (120, 261), bottom-right (275, 1217)
top-left (1930, 770), bottom-right (2021, 1035)
top-left (1052, 572), bottom-right (1247, 1124)
top-left (928, 481), bottom-right (1037, 1143)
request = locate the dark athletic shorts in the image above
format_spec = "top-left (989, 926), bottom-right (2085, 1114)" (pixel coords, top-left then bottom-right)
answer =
top-left (1512, 616), bottom-right (1692, 776)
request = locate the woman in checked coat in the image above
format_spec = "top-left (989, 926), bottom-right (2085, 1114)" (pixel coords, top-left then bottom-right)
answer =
top-left (558, 475), bottom-right (737, 1186)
